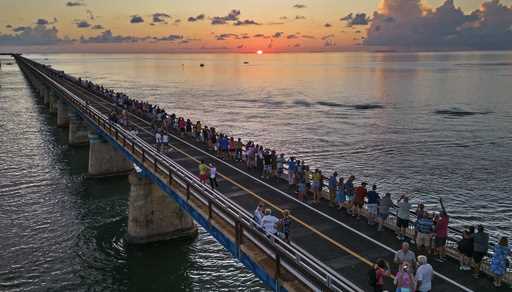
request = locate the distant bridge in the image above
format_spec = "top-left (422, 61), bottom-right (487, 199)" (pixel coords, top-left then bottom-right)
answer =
top-left (13, 55), bottom-right (510, 292)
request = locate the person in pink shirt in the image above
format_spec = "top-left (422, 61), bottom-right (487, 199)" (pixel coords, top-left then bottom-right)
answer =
top-left (434, 198), bottom-right (449, 262)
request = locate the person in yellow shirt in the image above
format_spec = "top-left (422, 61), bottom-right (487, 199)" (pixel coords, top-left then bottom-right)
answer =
top-left (198, 160), bottom-right (208, 184)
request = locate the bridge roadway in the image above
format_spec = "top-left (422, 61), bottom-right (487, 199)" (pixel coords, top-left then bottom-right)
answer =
top-left (18, 56), bottom-right (507, 292)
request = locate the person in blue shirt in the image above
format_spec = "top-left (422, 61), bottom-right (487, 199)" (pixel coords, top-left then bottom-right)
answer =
top-left (287, 157), bottom-right (297, 188)
top-left (367, 184), bottom-right (379, 225)
top-left (416, 213), bottom-right (434, 255)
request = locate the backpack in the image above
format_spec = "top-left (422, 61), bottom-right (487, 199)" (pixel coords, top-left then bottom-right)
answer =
top-left (368, 267), bottom-right (377, 287)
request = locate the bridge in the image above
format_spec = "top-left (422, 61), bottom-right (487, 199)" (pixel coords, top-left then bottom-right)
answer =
top-left (10, 54), bottom-right (511, 292)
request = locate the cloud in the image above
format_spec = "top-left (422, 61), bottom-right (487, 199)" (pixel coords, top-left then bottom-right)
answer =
top-left (36, 18), bottom-right (49, 25)
top-left (267, 22), bottom-right (285, 25)
top-left (5, 25), bottom-right (12, 29)
top-left (91, 24), bottom-right (104, 30)
top-left (324, 39), bottom-right (336, 47)
top-left (66, 1), bottom-right (85, 7)
top-left (302, 35), bottom-right (315, 39)
top-left (324, 23), bottom-right (332, 27)
top-left (152, 12), bottom-right (170, 23)
top-left (75, 20), bottom-right (91, 28)
top-left (188, 14), bottom-right (205, 22)
top-left (130, 15), bottom-right (144, 24)
top-left (86, 10), bottom-right (95, 20)
top-left (215, 33), bottom-right (239, 40)
top-left (158, 34), bottom-right (184, 41)
top-left (321, 34), bottom-right (334, 40)
top-left (253, 33), bottom-right (266, 38)
top-left (340, 13), bottom-right (370, 26)
top-left (295, 15), bottom-right (306, 20)
top-left (365, 0), bottom-right (512, 50)
top-left (80, 30), bottom-right (144, 43)
top-left (272, 32), bottom-right (283, 38)
top-left (280, 16), bottom-right (288, 20)
top-left (0, 25), bottom-right (62, 46)
top-left (293, 4), bottom-right (306, 9)
top-left (211, 9), bottom-right (241, 25)
top-left (287, 34), bottom-right (299, 39)
top-left (173, 19), bottom-right (181, 25)
top-left (233, 19), bottom-right (260, 26)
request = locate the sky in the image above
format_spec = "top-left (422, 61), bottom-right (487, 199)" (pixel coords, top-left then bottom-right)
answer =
top-left (0, 0), bottom-right (512, 53)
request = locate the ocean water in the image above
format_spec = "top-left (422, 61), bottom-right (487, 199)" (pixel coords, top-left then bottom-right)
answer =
top-left (1, 52), bottom-right (511, 290)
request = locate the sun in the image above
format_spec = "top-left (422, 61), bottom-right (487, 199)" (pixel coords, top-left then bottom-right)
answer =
top-left (256, 50), bottom-right (263, 55)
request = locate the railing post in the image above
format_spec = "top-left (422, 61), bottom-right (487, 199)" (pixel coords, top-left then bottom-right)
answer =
top-left (275, 253), bottom-right (281, 282)
top-left (142, 149), bottom-right (145, 163)
top-left (168, 169), bottom-right (173, 185)
top-left (208, 199), bottom-right (212, 223)
top-left (186, 183), bottom-right (190, 201)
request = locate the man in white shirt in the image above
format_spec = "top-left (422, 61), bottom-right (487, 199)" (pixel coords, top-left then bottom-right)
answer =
top-left (415, 255), bottom-right (433, 292)
top-left (260, 209), bottom-right (279, 236)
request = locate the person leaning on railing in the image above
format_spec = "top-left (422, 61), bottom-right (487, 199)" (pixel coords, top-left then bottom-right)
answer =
top-left (490, 236), bottom-right (510, 288)
top-left (472, 225), bottom-right (489, 278)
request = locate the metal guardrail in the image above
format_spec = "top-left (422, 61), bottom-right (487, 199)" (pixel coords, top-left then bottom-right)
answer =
top-left (16, 56), bottom-right (364, 292)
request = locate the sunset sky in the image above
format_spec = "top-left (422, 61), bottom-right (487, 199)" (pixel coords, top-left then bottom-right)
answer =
top-left (1, 0), bottom-right (512, 52)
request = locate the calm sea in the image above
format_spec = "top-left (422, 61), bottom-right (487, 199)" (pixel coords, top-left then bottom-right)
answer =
top-left (1, 52), bottom-right (511, 291)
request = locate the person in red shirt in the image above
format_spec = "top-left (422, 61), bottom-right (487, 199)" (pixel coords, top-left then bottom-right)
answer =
top-left (352, 182), bottom-right (368, 219)
top-left (434, 198), bottom-right (449, 262)
top-left (372, 258), bottom-right (390, 292)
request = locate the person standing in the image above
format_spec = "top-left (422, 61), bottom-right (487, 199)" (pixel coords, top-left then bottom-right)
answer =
top-left (253, 203), bottom-right (265, 226)
top-left (353, 182), bottom-right (368, 219)
top-left (328, 172), bottom-right (338, 207)
top-left (209, 163), bottom-right (218, 189)
top-left (377, 193), bottom-right (394, 231)
top-left (278, 209), bottom-right (292, 242)
top-left (311, 169), bottom-right (322, 204)
top-left (415, 255), bottom-right (433, 292)
top-left (396, 195), bottom-right (412, 241)
top-left (198, 160), bottom-right (208, 185)
top-left (472, 225), bottom-right (489, 278)
top-left (458, 226), bottom-right (475, 271)
top-left (433, 198), bottom-right (449, 262)
top-left (369, 259), bottom-right (390, 292)
top-left (490, 236), bottom-right (510, 287)
top-left (260, 209), bottom-right (279, 236)
top-left (335, 177), bottom-right (346, 210)
top-left (366, 184), bottom-right (379, 225)
top-left (394, 262), bottom-right (416, 292)
top-left (344, 175), bottom-right (355, 213)
top-left (394, 242), bottom-right (416, 268)
top-left (415, 212), bottom-right (434, 255)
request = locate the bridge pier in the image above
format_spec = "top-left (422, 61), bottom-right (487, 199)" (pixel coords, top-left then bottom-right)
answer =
top-left (48, 91), bottom-right (58, 114)
top-left (68, 112), bottom-right (89, 146)
top-left (57, 98), bottom-right (69, 127)
top-left (88, 132), bottom-right (132, 177)
top-left (42, 87), bottom-right (49, 105)
top-left (127, 172), bottom-right (197, 244)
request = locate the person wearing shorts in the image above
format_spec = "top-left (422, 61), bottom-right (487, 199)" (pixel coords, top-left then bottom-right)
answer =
top-left (396, 195), bottom-right (412, 241)
top-left (416, 213), bottom-right (434, 254)
top-left (366, 184), bottom-right (379, 225)
top-left (352, 182), bottom-right (367, 219)
top-left (198, 160), bottom-right (208, 185)
top-left (472, 225), bottom-right (489, 277)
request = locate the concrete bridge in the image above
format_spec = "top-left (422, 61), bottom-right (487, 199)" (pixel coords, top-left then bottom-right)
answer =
top-left (11, 55), bottom-right (511, 292)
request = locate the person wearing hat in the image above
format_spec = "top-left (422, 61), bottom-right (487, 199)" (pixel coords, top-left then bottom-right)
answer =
top-left (353, 182), bottom-right (368, 219)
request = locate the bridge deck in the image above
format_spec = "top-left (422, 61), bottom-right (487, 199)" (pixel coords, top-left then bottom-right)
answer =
top-left (21, 58), bottom-right (509, 292)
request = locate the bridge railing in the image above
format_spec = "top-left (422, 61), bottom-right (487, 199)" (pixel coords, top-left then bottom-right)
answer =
top-left (17, 56), bottom-right (364, 292)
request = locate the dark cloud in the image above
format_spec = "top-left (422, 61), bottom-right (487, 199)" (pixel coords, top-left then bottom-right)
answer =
top-left (152, 13), bottom-right (170, 23)
top-left (75, 20), bottom-right (91, 28)
top-left (211, 9), bottom-right (241, 25)
top-left (174, 19), bottom-right (181, 25)
top-left (267, 22), bottom-right (285, 25)
top-left (66, 1), bottom-right (85, 7)
top-left (0, 25), bottom-right (62, 46)
top-left (253, 34), bottom-right (265, 38)
top-left (324, 23), bottom-right (332, 27)
top-left (287, 34), bottom-right (299, 39)
top-left (36, 18), bottom-right (49, 25)
top-left (188, 14), bottom-right (205, 22)
top-left (272, 32), bottom-right (283, 38)
top-left (280, 16), bottom-right (288, 20)
top-left (340, 13), bottom-right (370, 26)
top-left (233, 19), bottom-right (260, 26)
top-left (237, 44), bottom-right (244, 49)
top-left (91, 24), bottom-right (104, 30)
top-left (365, 0), bottom-right (512, 50)
top-left (130, 15), bottom-right (144, 24)
top-left (295, 15), bottom-right (306, 20)
top-left (80, 30), bottom-right (144, 43)
top-left (302, 35), bottom-right (315, 39)
top-left (5, 25), bottom-right (12, 29)
top-left (293, 4), bottom-right (306, 9)
top-left (158, 34), bottom-right (184, 41)
top-left (215, 33), bottom-right (239, 40)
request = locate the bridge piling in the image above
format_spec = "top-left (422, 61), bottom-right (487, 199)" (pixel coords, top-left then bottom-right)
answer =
top-left (48, 90), bottom-right (58, 114)
top-left (127, 171), bottom-right (197, 244)
top-left (88, 132), bottom-right (133, 177)
top-left (57, 98), bottom-right (69, 127)
top-left (68, 112), bottom-right (89, 146)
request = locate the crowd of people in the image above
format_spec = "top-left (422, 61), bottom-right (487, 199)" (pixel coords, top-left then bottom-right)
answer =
top-left (66, 71), bottom-right (511, 289)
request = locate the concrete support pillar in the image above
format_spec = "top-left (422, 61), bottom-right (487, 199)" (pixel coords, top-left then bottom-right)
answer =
top-left (42, 87), bottom-right (49, 105)
top-left (127, 172), bottom-right (197, 244)
top-left (56, 98), bottom-right (69, 127)
top-left (49, 91), bottom-right (57, 114)
top-left (88, 132), bottom-right (133, 177)
top-left (68, 112), bottom-right (89, 146)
